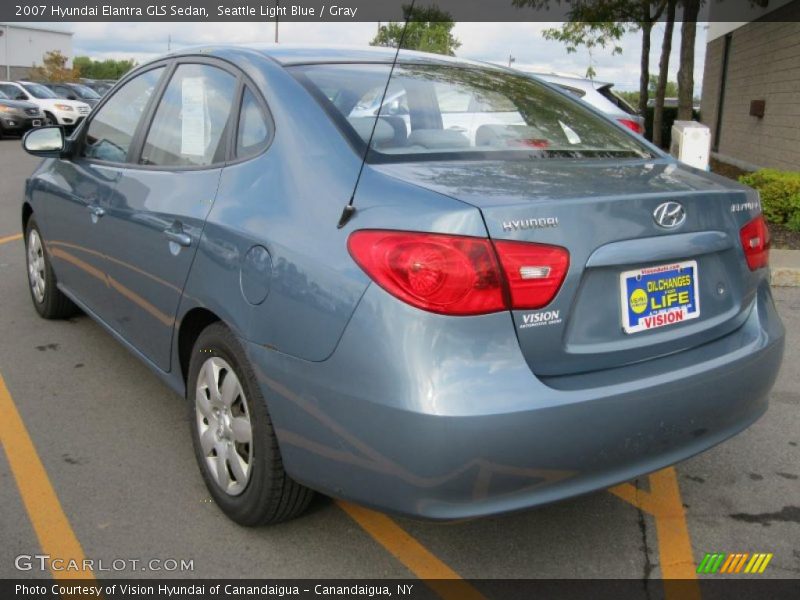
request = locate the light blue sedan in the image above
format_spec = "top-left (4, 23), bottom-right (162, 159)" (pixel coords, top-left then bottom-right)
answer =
top-left (20, 45), bottom-right (784, 525)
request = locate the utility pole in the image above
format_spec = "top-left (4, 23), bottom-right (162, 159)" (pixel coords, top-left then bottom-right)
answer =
top-left (508, 53), bottom-right (516, 68)
top-left (167, 34), bottom-right (171, 52)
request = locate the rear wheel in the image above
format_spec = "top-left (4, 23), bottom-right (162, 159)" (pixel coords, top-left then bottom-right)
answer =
top-left (188, 322), bottom-right (313, 526)
top-left (25, 217), bottom-right (77, 319)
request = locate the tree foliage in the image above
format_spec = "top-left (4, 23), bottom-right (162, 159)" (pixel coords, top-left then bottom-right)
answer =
top-left (28, 51), bottom-right (79, 82)
top-left (73, 56), bottom-right (137, 80)
top-left (370, 4), bottom-right (461, 56)
top-left (542, 21), bottom-right (627, 79)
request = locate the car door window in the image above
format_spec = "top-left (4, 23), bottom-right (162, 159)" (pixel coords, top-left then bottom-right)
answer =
top-left (236, 88), bottom-right (271, 159)
top-left (140, 63), bottom-right (237, 167)
top-left (82, 67), bottom-right (165, 164)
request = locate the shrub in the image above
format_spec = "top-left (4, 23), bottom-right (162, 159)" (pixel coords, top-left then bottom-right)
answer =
top-left (739, 169), bottom-right (800, 232)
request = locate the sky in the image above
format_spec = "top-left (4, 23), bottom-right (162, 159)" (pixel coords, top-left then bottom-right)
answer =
top-left (25, 21), bottom-right (709, 93)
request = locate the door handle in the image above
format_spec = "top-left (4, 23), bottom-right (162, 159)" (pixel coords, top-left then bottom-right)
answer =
top-left (164, 228), bottom-right (192, 248)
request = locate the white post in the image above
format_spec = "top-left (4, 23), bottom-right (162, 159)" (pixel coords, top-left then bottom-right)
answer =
top-left (5, 25), bottom-right (10, 80)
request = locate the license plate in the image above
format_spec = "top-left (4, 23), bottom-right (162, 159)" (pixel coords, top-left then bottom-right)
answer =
top-left (32, 120), bottom-right (41, 126)
top-left (620, 260), bottom-right (700, 334)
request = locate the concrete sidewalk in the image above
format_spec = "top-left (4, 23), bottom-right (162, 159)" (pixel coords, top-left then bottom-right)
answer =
top-left (771, 249), bottom-right (800, 287)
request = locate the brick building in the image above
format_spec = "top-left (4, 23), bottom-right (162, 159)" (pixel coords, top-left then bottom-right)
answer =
top-left (0, 24), bottom-right (73, 81)
top-left (701, 0), bottom-right (800, 171)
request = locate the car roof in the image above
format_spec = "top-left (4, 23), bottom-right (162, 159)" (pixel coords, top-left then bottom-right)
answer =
top-left (523, 72), bottom-right (613, 90)
top-left (161, 44), bottom-right (505, 71)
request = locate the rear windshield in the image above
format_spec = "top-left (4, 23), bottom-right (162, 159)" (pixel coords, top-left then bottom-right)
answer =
top-left (292, 63), bottom-right (652, 162)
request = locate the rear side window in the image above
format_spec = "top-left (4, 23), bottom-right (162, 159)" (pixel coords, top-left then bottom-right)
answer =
top-left (82, 67), bottom-right (165, 163)
top-left (141, 63), bottom-right (237, 167)
top-left (598, 86), bottom-right (637, 116)
top-left (236, 88), bottom-right (270, 159)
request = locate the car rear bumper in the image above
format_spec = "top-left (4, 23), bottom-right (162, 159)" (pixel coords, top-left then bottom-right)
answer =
top-left (243, 280), bottom-right (784, 520)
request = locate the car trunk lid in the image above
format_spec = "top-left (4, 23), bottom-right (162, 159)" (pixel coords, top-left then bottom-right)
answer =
top-left (373, 158), bottom-right (764, 376)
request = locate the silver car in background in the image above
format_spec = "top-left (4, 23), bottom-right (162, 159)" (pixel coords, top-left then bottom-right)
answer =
top-left (524, 72), bottom-right (645, 135)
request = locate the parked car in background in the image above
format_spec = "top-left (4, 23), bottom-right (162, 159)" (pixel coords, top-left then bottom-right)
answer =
top-left (80, 78), bottom-right (116, 96)
top-left (44, 81), bottom-right (101, 108)
top-left (0, 88), bottom-right (43, 138)
top-left (521, 72), bottom-right (645, 135)
top-left (20, 46), bottom-right (783, 527)
top-left (0, 81), bottom-right (90, 128)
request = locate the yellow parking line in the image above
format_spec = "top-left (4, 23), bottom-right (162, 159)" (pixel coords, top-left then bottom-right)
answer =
top-left (610, 468), bottom-right (700, 600)
top-left (0, 233), bottom-right (22, 245)
top-left (0, 372), bottom-right (94, 580)
top-left (338, 501), bottom-right (486, 600)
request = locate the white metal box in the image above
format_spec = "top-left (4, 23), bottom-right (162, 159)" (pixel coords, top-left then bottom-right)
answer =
top-left (670, 120), bottom-right (711, 170)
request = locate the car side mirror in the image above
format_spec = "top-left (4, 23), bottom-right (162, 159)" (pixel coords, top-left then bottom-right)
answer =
top-left (22, 126), bottom-right (65, 158)
top-left (16, 93), bottom-right (28, 101)
top-left (67, 94), bottom-right (77, 100)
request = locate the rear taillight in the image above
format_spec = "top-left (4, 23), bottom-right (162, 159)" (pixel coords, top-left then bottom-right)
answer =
top-left (740, 215), bottom-right (771, 270)
top-left (618, 118), bottom-right (643, 134)
top-left (493, 240), bottom-right (570, 309)
top-left (348, 230), bottom-right (569, 315)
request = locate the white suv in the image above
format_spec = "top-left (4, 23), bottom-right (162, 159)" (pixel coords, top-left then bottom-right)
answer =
top-left (0, 81), bottom-right (91, 128)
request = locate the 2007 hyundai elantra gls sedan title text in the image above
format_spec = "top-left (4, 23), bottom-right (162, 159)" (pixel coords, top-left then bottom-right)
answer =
top-left (20, 46), bottom-right (784, 525)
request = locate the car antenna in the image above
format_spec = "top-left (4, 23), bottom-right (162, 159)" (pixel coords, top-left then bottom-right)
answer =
top-left (337, 0), bottom-right (415, 229)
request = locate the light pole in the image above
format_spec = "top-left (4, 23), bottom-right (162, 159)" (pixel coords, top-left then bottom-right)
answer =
top-left (4, 25), bottom-right (10, 80)
top-left (274, 0), bottom-right (280, 43)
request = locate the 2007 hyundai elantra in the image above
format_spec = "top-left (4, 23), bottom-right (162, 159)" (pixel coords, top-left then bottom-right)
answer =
top-left (20, 45), bottom-right (784, 525)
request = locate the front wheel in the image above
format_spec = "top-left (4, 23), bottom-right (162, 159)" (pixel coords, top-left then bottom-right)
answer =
top-left (188, 322), bottom-right (313, 526)
top-left (25, 217), bottom-right (77, 319)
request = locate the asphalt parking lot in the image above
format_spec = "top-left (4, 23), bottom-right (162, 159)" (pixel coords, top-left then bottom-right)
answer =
top-left (0, 137), bottom-right (798, 593)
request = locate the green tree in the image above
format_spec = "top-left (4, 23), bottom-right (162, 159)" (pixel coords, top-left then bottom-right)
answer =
top-left (648, 75), bottom-right (678, 98)
top-left (542, 21), bottom-right (627, 80)
top-left (370, 4), bottom-right (461, 56)
top-left (28, 51), bottom-right (79, 82)
top-left (514, 1), bottom-right (672, 142)
top-left (73, 56), bottom-right (137, 80)
top-left (653, 0), bottom-right (677, 147)
top-left (677, 0), bottom-right (700, 120)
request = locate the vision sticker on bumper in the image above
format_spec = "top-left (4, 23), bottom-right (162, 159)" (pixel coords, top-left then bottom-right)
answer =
top-left (620, 260), bottom-right (700, 334)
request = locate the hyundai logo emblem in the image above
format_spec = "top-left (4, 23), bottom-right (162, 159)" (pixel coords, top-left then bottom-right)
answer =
top-left (653, 201), bottom-right (686, 229)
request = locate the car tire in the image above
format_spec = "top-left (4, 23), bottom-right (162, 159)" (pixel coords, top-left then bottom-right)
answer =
top-left (24, 216), bottom-right (78, 319)
top-left (188, 322), bottom-right (314, 526)
top-left (43, 112), bottom-right (56, 126)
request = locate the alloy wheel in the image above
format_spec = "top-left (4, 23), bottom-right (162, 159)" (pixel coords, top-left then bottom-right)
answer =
top-left (195, 357), bottom-right (253, 496)
top-left (27, 229), bottom-right (46, 303)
